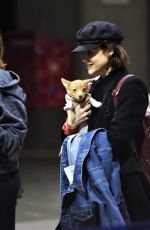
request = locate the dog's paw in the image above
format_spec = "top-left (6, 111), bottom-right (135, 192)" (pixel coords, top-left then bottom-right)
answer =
top-left (63, 106), bottom-right (71, 111)
top-left (90, 97), bottom-right (102, 108)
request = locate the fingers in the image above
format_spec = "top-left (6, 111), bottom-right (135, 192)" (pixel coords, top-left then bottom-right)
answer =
top-left (76, 103), bottom-right (92, 122)
top-left (81, 110), bottom-right (91, 120)
top-left (81, 103), bottom-right (91, 114)
top-left (80, 95), bottom-right (91, 108)
top-left (85, 94), bottom-right (91, 103)
top-left (66, 97), bottom-right (92, 127)
top-left (75, 104), bottom-right (91, 116)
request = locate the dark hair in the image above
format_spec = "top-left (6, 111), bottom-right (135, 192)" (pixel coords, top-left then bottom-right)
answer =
top-left (0, 33), bottom-right (6, 68)
top-left (101, 43), bottom-right (129, 69)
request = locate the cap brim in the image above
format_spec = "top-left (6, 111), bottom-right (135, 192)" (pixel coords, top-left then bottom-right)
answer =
top-left (72, 44), bottom-right (100, 53)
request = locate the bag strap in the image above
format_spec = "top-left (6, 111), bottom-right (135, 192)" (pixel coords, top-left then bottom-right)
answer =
top-left (112, 74), bottom-right (134, 107)
top-left (112, 74), bottom-right (137, 154)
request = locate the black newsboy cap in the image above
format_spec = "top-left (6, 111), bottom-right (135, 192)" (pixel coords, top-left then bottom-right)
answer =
top-left (72, 21), bottom-right (124, 52)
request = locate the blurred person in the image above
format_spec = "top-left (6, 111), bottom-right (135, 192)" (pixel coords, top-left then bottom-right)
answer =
top-left (58, 21), bottom-right (150, 229)
top-left (147, 94), bottom-right (150, 111)
top-left (0, 33), bottom-right (27, 229)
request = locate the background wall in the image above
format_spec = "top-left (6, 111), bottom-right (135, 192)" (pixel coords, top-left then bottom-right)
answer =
top-left (1, 0), bottom-right (149, 153)
top-left (80, 0), bottom-right (149, 86)
top-left (16, 0), bottom-right (80, 42)
top-left (15, 0), bottom-right (80, 151)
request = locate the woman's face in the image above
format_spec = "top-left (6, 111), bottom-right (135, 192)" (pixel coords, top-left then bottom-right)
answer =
top-left (81, 48), bottom-right (112, 77)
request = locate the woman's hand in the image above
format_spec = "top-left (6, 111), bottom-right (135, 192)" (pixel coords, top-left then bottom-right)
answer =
top-left (67, 96), bottom-right (92, 128)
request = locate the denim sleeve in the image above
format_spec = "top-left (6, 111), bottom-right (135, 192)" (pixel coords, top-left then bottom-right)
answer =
top-left (0, 92), bottom-right (28, 156)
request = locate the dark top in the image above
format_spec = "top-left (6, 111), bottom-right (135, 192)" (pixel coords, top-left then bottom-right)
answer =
top-left (88, 67), bottom-right (148, 174)
top-left (0, 69), bottom-right (28, 175)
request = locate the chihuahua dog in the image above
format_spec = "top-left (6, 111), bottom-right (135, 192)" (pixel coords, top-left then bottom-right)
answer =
top-left (61, 78), bottom-right (102, 133)
top-left (61, 78), bottom-right (102, 111)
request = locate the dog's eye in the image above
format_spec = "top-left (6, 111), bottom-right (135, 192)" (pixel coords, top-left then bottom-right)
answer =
top-left (82, 88), bottom-right (86, 92)
top-left (73, 88), bottom-right (76, 92)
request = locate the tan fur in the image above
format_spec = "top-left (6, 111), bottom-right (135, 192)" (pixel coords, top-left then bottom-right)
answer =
top-left (61, 77), bottom-right (102, 111)
top-left (61, 78), bottom-right (92, 101)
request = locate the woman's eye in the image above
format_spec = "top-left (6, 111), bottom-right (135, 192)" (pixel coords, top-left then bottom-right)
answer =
top-left (81, 50), bottom-right (98, 58)
top-left (86, 51), bottom-right (93, 55)
top-left (84, 51), bottom-right (93, 56)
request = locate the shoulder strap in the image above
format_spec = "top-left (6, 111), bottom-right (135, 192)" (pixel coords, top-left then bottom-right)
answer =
top-left (112, 74), bottom-right (138, 155)
top-left (112, 74), bottom-right (134, 107)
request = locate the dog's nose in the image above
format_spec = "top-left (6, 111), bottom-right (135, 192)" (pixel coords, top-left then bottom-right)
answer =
top-left (79, 95), bottom-right (83, 100)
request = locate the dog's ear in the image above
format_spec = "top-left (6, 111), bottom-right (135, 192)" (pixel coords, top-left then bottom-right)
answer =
top-left (83, 79), bottom-right (92, 84)
top-left (83, 79), bottom-right (93, 89)
top-left (61, 78), bottom-right (70, 89)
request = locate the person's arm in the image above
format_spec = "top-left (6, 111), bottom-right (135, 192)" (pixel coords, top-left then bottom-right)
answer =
top-left (107, 77), bottom-right (148, 150)
top-left (61, 96), bottom-right (92, 139)
top-left (62, 121), bottom-right (79, 136)
top-left (0, 92), bottom-right (27, 156)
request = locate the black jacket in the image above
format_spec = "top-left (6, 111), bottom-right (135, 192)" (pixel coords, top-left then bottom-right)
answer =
top-left (0, 69), bottom-right (27, 175)
top-left (88, 67), bottom-right (148, 174)
top-left (88, 67), bottom-right (150, 220)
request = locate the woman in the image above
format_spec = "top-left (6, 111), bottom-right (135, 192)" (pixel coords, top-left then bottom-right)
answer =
top-left (61, 21), bottom-right (150, 224)
top-left (0, 33), bottom-right (27, 229)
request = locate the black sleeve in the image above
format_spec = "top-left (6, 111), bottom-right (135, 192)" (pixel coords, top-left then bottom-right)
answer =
top-left (107, 77), bottom-right (148, 150)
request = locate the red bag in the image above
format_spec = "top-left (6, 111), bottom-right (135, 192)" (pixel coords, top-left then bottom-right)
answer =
top-left (112, 75), bottom-right (150, 182)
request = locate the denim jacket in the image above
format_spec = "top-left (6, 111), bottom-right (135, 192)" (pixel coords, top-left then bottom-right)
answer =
top-left (58, 129), bottom-right (130, 230)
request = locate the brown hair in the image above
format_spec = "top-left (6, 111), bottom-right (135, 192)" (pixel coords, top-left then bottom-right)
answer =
top-left (0, 34), bottom-right (6, 68)
top-left (101, 43), bottom-right (129, 69)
